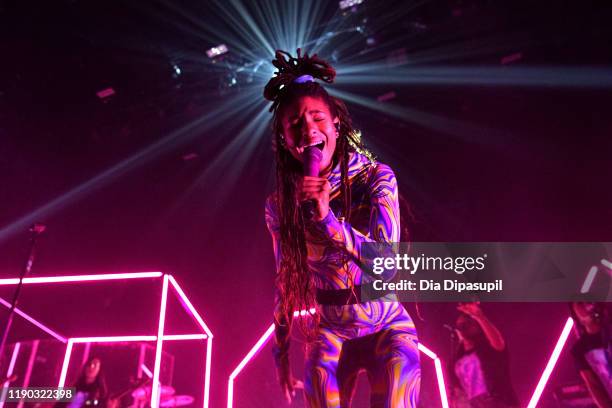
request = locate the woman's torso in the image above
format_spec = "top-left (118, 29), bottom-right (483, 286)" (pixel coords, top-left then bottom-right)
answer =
top-left (304, 153), bottom-right (411, 336)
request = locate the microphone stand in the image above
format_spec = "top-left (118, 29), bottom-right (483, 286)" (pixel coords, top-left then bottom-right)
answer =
top-left (0, 223), bottom-right (46, 362)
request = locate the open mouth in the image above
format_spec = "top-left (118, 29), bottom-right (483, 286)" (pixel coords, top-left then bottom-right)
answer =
top-left (304, 140), bottom-right (325, 151)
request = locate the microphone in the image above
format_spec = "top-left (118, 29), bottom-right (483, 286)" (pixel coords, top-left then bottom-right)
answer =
top-left (302, 146), bottom-right (323, 220)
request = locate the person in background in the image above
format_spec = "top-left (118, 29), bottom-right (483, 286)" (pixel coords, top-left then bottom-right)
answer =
top-left (570, 302), bottom-right (612, 408)
top-left (449, 302), bottom-right (519, 408)
top-left (55, 357), bottom-right (118, 408)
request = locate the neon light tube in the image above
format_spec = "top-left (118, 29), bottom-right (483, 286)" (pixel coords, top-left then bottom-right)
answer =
top-left (0, 296), bottom-right (67, 342)
top-left (418, 343), bottom-right (449, 408)
top-left (137, 344), bottom-right (145, 379)
top-left (69, 334), bottom-right (206, 343)
top-left (141, 363), bottom-right (153, 379)
top-left (72, 335), bottom-right (156, 343)
top-left (151, 275), bottom-right (169, 408)
top-left (165, 334), bottom-right (207, 341)
top-left (229, 324), bottom-right (275, 381)
top-left (226, 310), bottom-right (318, 407)
top-left (0, 342), bottom-right (21, 408)
top-left (581, 265), bottom-right (599, 293)
top-left (433, 357), bottom-right (450, 408)
top-left (17, 340), bottom-right (39, 408)
top-left (167, 275), bottom-right (213, 407)
top-left (204, 337), bottom-right (212, 408)
top-left (228, 324), bottom-right (275, 408)
top-left (168, 276), bottom-right (214, 338)
top-left (527, 318), bottom-right (574, 408)
top-left (417, 342), bottom-right (437, 360)
top-left (5, 342), bottom-right (20, 379)
top-left (0, 272), bottom-right (163, 286)
top-left (58, 340), bottom-right (74, 388)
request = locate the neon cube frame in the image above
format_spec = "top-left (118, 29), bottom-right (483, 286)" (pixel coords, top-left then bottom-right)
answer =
top-left (227, 313), bottom-right (578, 408)
top-left (0, 272), bottom-right (213, 408)
top-left (0, 272), bottom-right (580, 407)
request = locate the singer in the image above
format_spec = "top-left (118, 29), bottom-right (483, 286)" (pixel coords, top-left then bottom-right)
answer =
top-left (263, 49), bottom-right (420, 407)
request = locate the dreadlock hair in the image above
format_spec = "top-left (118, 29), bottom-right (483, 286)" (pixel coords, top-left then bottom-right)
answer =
top-left (264, 49), bottom-right (372, 342)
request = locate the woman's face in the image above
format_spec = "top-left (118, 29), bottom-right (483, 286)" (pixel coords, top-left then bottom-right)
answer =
top-left (280, 96), bottom-right (339, 175)
top-left (572, 302), bottom-right (601, 328)
top-left (84, 358), bottom-right (101, 381)
top-left (456, 314), bottom-right (482, 342)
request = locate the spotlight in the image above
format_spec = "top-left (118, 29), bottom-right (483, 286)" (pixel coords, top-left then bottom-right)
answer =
top-left (172, 64), bottom-right (181, 76)
top-left (218, 73), bottom-right (239, 96)
top-left (206, 44), bottom-right (229, 59)
top-left (339, 0), bottom-right (364, 11)
top-left (96, 87), bottom-right (115, 102)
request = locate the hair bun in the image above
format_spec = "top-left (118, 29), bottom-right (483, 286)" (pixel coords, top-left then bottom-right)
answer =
top-left (263, 49), bottom-right (336, 104)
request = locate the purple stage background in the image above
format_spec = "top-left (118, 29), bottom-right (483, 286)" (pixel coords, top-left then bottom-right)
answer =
top-left (1, 0), bottom-right (611, 406)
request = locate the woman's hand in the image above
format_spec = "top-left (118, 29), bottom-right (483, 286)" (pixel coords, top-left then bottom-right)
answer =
top-left (298, 176), bottom-right (331, 221)
top-left (457, 302), bottom-right (484, 319)
top-left (276, 358), bottom-right (304, 404)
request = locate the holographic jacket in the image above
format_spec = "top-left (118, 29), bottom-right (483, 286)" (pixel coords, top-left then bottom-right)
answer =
top-left (265, 151), bottom-right (404, 356)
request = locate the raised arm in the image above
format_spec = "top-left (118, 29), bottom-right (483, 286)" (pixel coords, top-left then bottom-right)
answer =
top-left (458, 303), bottom-right (506, 351)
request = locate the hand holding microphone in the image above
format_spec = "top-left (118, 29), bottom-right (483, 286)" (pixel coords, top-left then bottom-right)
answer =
top-left (299, 146), bottom-right (330, 221)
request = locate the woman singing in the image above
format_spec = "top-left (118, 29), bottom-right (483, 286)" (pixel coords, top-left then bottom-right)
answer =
top-left (263, 49), bottom-right (420, 408)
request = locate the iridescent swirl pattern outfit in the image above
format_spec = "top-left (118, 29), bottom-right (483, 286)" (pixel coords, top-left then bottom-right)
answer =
top-left (265, 151), bottom-right (421, 407)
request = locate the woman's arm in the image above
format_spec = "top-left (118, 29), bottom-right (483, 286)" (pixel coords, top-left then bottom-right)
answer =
top-left (308, 163), bottom-right (401, 259)
top-left (458, 303), bottom-right (506, 351)
top-left (580, 369), bottom-right (612, 408)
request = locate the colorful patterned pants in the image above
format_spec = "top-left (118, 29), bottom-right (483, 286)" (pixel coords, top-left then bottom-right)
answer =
top-left (304, 304), bottom-right (420, 407)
